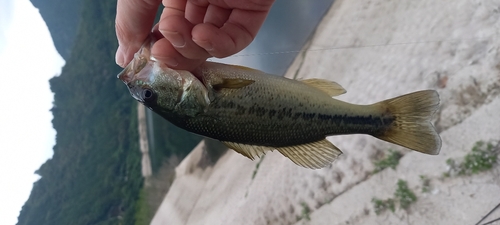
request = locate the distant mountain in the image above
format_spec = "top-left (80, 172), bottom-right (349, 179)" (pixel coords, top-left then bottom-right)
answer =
top-left (17, 1), bottom-right (200, 224)
top-left (30, 0), bottom-right (83, 60)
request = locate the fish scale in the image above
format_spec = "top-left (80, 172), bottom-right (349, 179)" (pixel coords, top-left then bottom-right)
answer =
top-left (198, 65), bottom-right (390, 142)
top-left (118, 36), bottom-right (442, 169)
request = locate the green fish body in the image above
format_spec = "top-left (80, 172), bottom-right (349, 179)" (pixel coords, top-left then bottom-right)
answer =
top-left (118, 37), bottom-right (441, 169)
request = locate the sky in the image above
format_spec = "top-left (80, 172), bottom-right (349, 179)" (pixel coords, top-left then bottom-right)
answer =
top-left (0, 0), bottom-right (65, 224)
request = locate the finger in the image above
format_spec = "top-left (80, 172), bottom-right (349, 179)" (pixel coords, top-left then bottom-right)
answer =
top-left (158, 12), bottom-right (210, 59)
top-left (204, 4), bottom-right (231, 27)
top-left (162, 0), bottom-right (187, 15)
top-left (163, 0), bottom-right (211, 24)
top-left (213, 0), bottom-right (274, 11)
top-left (192, 9), bottom-right (269, 58)
top-left (185, 0), bottom-right (208, 24)
top-left (151, 38), bottom-right (206, 71)
top-left (225, 8), bottom-right (270, 44)
top-left (115, 0), bottom-right (162, 67)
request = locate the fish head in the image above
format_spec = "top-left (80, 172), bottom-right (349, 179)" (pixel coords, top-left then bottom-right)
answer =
top-left (117, 35), bottom-right (209, 116)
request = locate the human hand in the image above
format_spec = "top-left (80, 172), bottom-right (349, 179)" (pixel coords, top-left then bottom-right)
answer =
top-left (115, 0), bottom-right (275, 71)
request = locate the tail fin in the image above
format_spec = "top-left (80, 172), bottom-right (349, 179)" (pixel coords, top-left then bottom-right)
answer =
top-left (373, 90), bottom-right (442, 155)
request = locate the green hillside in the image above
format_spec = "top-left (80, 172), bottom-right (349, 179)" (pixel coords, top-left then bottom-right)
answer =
top-left (17, 1), bottom-right (200, 224)
top-left (30, 0), bottom-right (83, 60)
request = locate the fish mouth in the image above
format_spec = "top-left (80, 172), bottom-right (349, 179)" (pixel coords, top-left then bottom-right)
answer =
top-left (117, 35), bottom-right (157, 84)
top-left (116, 34), bottom-right (161, 103)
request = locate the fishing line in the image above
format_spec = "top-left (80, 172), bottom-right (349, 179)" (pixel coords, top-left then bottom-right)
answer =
top-left (475, 202), bottom-right (500, 225)
top-left (228, 35), bottom-right (499, 58)
top-left (474, 141), bottom-right (500, 225)
top-left (482, 217), bottom-right (500, 225)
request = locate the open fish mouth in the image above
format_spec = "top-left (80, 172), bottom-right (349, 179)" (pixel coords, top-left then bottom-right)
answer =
top-left (117, 35), bottom-right (157, 85)
top-left (116, 35), bottom-right (162, 103)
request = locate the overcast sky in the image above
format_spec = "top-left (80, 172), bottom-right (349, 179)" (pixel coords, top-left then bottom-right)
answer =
top-left (0, 0), bottom-right (65, 224)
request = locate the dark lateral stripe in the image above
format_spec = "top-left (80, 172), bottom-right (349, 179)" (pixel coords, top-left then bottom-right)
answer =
top-left (216, 100), bottom-right (393, 129)
top-left (317, 113), bottom-right (394, 128)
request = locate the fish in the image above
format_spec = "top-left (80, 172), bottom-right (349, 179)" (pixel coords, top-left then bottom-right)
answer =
top-left (118, 36), bottom-right (442, 169)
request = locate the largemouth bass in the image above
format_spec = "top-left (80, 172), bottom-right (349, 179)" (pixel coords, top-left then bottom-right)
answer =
top-left (118, 36), bottom-right (442, 169)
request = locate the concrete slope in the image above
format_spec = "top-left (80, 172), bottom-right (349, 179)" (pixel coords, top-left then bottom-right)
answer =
top-left (152, 0), bottom-right (500, 224)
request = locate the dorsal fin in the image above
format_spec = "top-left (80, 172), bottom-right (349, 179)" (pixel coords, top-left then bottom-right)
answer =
top-left (301, 78), bottom-right (346, 97)
top-left (276, 139), bottom-right (342, 169)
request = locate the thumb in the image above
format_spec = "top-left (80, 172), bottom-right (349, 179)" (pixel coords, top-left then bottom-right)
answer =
top-left (115, 0), bottom-right (162, 67)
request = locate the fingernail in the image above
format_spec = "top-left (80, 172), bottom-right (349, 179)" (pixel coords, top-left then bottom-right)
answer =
top-left (115, 46), bottom-right (125, 67)
top-left (164, 31), bottom-right (185, 48)
top-left (164, 57), bottom-right (178, 67)
top-left (193, 38), bottom-right (214, 51)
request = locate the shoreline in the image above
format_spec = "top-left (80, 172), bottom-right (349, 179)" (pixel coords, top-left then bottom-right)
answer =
top-left (137, 103), bottom-right (152, 180)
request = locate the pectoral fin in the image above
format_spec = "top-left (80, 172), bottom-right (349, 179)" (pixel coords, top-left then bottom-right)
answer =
top-left (222, 141), bottom-right (273, 160)
top-left (212, 78), bottom-right (255, 90)
top-left (276, 139), bottom-right (342, 169)
top-left (301, 78), bottom-right (346, 97)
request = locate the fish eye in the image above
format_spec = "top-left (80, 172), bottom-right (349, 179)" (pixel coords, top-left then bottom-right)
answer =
top-left (141, 88), bottom-right (156, 102)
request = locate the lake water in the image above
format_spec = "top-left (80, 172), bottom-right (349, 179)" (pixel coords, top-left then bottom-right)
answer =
top-left (146, 0), bottom-right (335, 169)
top-left (212, 0), bottom-right (335, 75)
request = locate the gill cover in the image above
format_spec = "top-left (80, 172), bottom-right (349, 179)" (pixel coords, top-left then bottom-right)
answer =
top-left (117, 34), bottom-right (211, 117)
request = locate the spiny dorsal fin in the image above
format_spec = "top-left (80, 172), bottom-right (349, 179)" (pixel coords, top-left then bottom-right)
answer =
top-left (212, 78), bottom-right (255, 90)
top-left (301, 78), bottom-right (346, 97)
top-left (276, 139), bottom-right (342, 169)
top-left (222, 141), bottom-right (273, 160)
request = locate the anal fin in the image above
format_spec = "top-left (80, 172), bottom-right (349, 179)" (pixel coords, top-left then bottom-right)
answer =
top-left (222, 141), bottom-right (273, 160)
top-left (276, 139), bottom-right (342, 169)
top-left (223, 139), bottom-right (343, 169)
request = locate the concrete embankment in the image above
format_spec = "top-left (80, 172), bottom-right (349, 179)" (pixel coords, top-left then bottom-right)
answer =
top-left (152, 0), bottom-right (500, 224)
